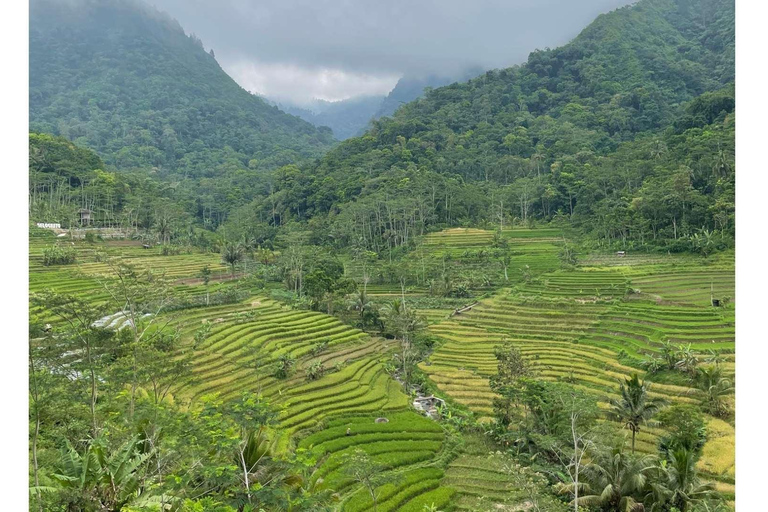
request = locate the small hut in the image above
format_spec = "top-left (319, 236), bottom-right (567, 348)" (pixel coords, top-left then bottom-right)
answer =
top-left (616, 251), bottom-right (626, 257)
top-left (79, 209), bottom-right (93, 225)
top-left (413, 395), bottom-right (446, 418)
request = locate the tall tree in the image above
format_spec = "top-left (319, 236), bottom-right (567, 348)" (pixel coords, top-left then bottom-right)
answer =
top-left (609, 374), bottom-right (666, 454)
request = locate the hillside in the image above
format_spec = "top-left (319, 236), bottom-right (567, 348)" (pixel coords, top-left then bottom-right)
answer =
top-left (374, 69), bottom-right (484, 120)
top-left (251, 0), bottom-right (734, 252)
top-left (29, 0), bottom-right (336, 177)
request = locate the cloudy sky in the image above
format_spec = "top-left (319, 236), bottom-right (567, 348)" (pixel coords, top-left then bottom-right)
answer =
top-left (149, 0), bottom-right (633, 105)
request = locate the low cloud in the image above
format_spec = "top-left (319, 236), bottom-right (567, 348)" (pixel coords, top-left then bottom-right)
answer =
top-left (149, 0), bottom-right (633, 103)
top-left (229, 61), bottom-right (400, 105)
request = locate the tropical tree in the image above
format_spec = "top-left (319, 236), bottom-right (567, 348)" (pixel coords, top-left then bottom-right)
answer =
top-left (221, 241), bottom-right (245, 277)
top-left (674, 344), bottom-right (699, 376)
top-left (489, 341), bottom-right (533, 426)
top-left (645, 448), bottom-right (719, 511)
top-left (694, 365), bottom-right (733, 417)
top-left (198, 264), bottom-right (212, 305)
top-left (342, 449), bottom-right (398, 512)
top-left (609, 374), bottom-right (666, 453)
top-left (348, 287), bottom-right (379, 329)
top-left (382, 299), bottom-right (426, 391)
top-left (567, 444), bottom-right (652, 512)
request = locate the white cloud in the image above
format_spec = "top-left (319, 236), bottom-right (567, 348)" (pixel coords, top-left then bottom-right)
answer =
top-left (225, 60), bottom-right (400, 104)
top-left (149, 0), bottom-right (634, 103)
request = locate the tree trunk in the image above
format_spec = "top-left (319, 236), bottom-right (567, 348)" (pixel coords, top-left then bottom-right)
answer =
top-left (240, 447), bottom-right (252, 503)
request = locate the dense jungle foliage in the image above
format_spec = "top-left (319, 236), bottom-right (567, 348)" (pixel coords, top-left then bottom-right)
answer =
top-left (29, 0), bottom-right (335, 178)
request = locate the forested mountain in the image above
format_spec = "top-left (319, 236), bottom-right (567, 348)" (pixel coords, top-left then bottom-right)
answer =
top-left (29, 0), bottom-right (335, 177)
top-left (374, 69), bottom-right (484, 119)
top-left (233, 0), bottom-right (734, 253)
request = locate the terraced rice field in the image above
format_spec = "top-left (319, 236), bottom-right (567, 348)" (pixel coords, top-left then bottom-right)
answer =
top-left (445, 455), bottom-right (532, 511)
top-left (300, 412), bottom-right (454, 511)
top-left (345, 228), bottom-right (563, 299)
top-left (159, 299), bottom-right (453, 508)
top-left (422, 276), bottom-right (734, 490)
top-left (519, 268), bottom-right (628, 299)
top-left (629, 268), bottom-right (735, 306)
top-left (417, 232), bottom-right (735, 492)
top-left (30, 229), bottom-right (455, 510)
top-left (29, 234), bottom-right (231, 323)
top-left (30, 226), bottom-right (736, 509)
top-left (423, 227), bottom-right (563, 281)
top-left (582, 301), bottom-right (735, 358)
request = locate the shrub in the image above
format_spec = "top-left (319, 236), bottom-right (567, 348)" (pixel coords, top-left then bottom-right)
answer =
top-left (310, 341), bottom-right (329, 356)
top-left (274, 354), bottom-right (296, 379)
top-left (42, 244), bottom-right (77, 266)
top-left (161, 244), bottom-right (182, 256)
top-left (306, 360), bottom-right (325, 381)
top-left (447, 282), bottom-right (470, 298)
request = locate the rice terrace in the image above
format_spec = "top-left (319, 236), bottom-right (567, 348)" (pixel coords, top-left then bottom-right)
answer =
top-left (24, 0), bottom-right (740, 511)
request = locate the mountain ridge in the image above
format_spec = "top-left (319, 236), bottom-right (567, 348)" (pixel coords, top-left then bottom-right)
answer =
top-left (29, 0), bottom-right (336, 176)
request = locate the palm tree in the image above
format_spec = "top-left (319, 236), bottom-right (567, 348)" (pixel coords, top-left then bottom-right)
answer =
top-left (154, 212), bottom-right (172, 244)
top-left (646, 448), bottom-right (718, 511)
top-left (221, 241), bottom-right (245, 277)
top-left (349, 287), bottom-right (374, 327)
top-left (562, 443), bottom-right (651, 512)
top-left (695, 365), bottom-right (733, 417)
top-left (609, 374), bottom-right (667, 453)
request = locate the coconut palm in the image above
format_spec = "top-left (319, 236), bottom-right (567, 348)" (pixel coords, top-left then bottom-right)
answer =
top-left (562, 443), bottom-right (651, 512)
top-left (609, 374), bottom-right (666, 453)
top-left (221, 241), bottom-right (245, 277)
top-left (349, 287), bottom-right (373, 327)
top-left (645, 448), bottom-right (718, 511)
top-left (695, 365), bottom-right (733, 417)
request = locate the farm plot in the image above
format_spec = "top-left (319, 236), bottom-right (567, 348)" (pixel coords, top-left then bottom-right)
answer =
top-left (420, 295), bottom-right (615, 420)
top-left (344, 228), bottom-right (563, 299)
top-left (444, 455), bottom-right (542, 511)
top-left (163, 300), bottom-right (454, 509)
top-left (423, 227), bottom-right (562, 278)
top-left (420, 291), bottom-right (705, 453)
top-left (299, 412), bottom-right (453, 511)
top-left (171, 299), bottom-right (369, 400)
top-left (580, 300), bottom-right (735, 359)
top-left (629, 268), bottom-right (735, 306)
top-left (518, 268), bottom-right (629, 299)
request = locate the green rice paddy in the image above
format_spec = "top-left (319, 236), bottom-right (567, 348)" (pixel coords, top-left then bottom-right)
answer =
top-left (29, 226), bottom-right (735, 509)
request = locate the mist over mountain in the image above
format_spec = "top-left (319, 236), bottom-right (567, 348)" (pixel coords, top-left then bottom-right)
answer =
top-left (374, 68), bottom-right (486, 119)
top-left (148, 0), bottom-right (634, 104)
top-left (262, 0), bottom-right (734, 250)
top-left (272, 96), bottom-right (386, 140)
top-left (270, 68), bottom-right (486, 139)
